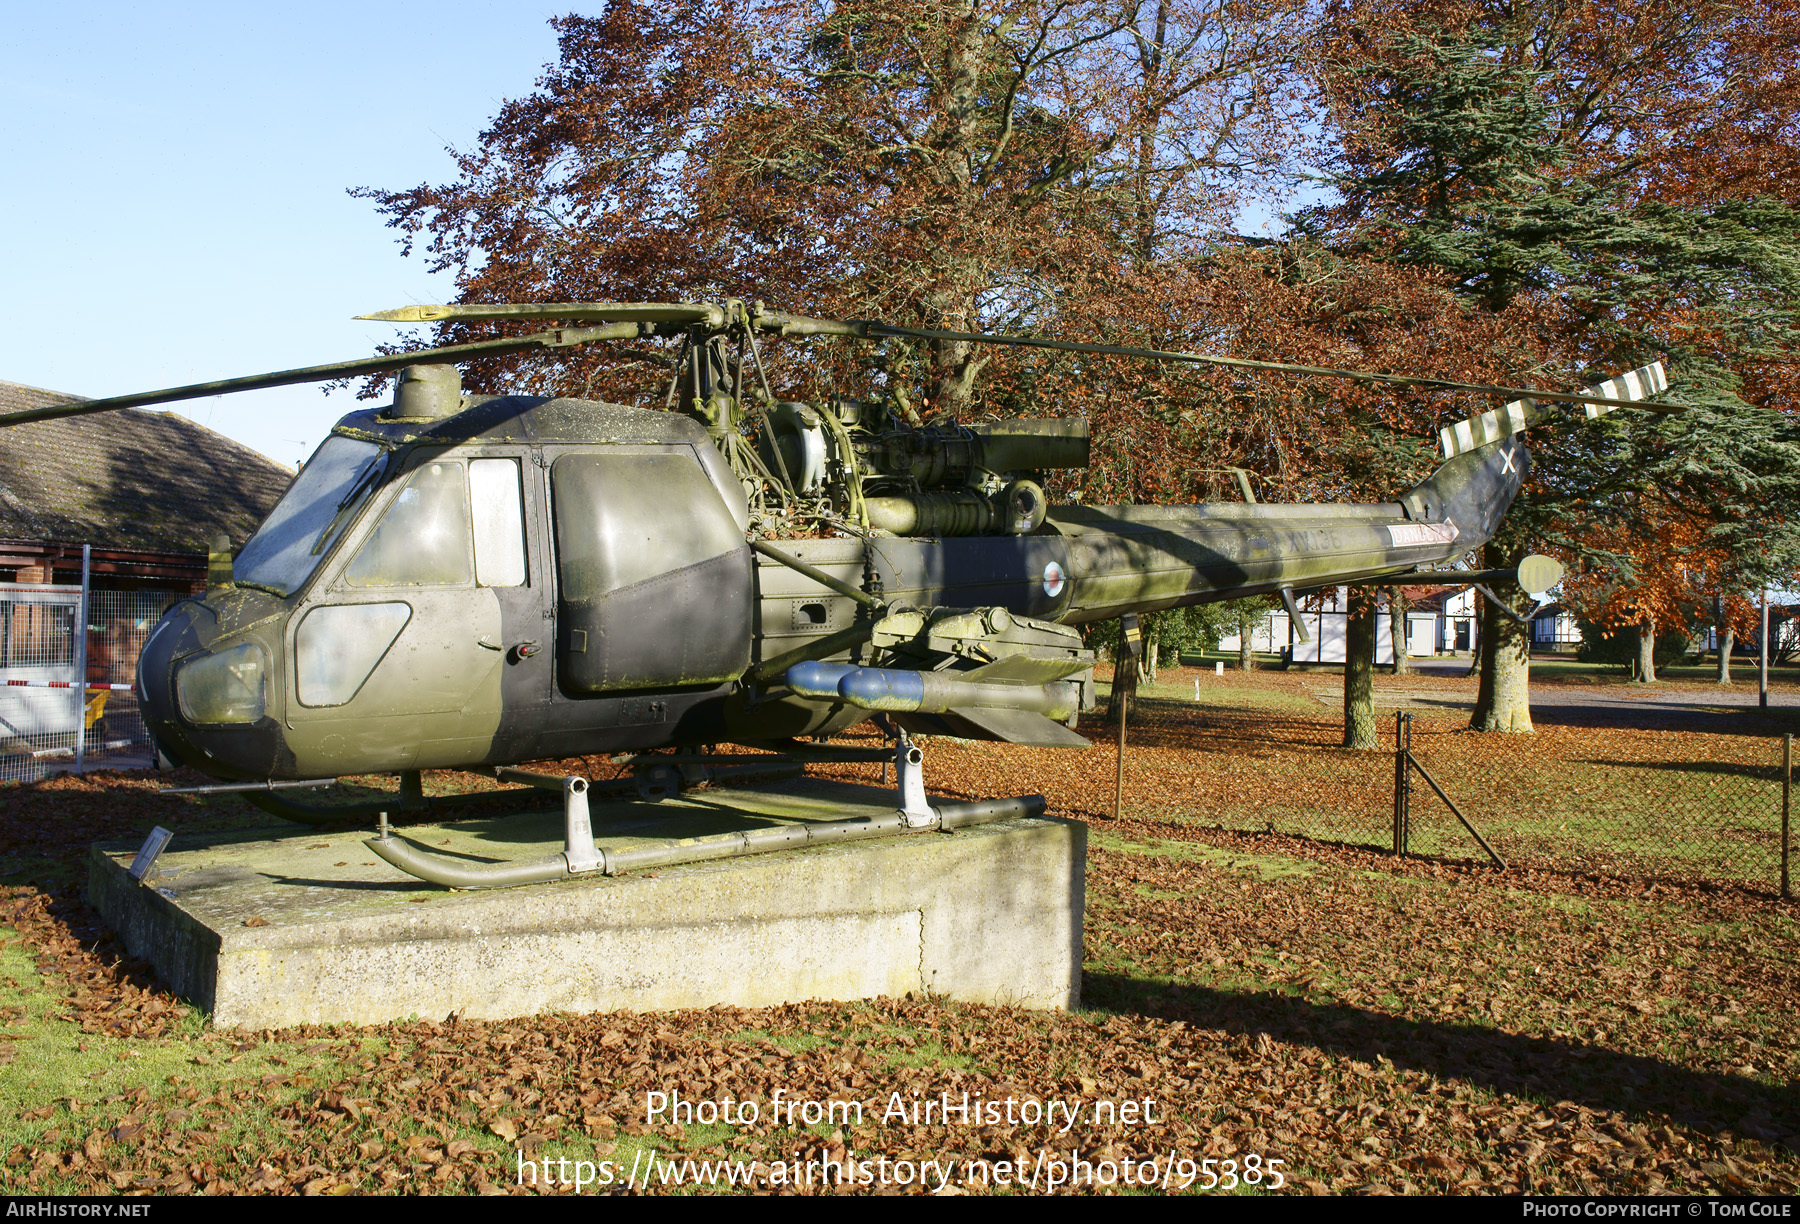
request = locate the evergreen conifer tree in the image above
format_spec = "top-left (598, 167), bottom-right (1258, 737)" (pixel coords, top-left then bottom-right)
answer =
top-left (1307, 8), bottom-right (1800, 723)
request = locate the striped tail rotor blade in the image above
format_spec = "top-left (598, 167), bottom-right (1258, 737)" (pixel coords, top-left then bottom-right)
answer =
top-left (1439, 396), bottom-right (1540, 460)
top-left (1577, 361), bottom-right (1669, 420)
top-left (1439, 361), bottom-right (1669, 458)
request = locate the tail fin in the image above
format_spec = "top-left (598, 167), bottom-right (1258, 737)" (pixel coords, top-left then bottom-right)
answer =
top-left (1400, 437), bottom-right (1530, 550)
top-left (1402, 360), bottom-right (1669, 555)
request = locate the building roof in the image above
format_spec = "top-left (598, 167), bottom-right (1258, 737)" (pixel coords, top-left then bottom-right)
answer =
top-left (1396, 584), bottom-right (1470, 611)
top-left (0, 381), bottom-right (294, 553)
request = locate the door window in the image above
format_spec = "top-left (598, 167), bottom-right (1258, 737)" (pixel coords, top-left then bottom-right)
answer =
top-left (294, 602), bottom-right (413, 707)
top-left (549, 450), bottom-right (752, 693)
top-left (345, 461), bottom-right (473, 587)
top-left (552, 452), bottom-right (742, 598)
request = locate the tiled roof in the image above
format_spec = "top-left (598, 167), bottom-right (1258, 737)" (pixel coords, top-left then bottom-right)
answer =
top-left (0, 381), bottom-right (294, 553)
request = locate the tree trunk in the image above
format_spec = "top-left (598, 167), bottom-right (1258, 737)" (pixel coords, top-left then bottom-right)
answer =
top-left (1636, 614), bottom-right (1658, 683)
top-left (1471, 542), bottom-right (1534, 732)
top-left (1718, 626), bottom-right (1734, 684)
top-left (1238, 608), bottom-right (1255, 672)
top-left (1390, 591), bottom-right (1410, 677)
top-left (1465, 598), bottom-right (1484, 677)
top-left (1105, 649), bottom-right (1139, 726)
top-left (1343, 586), bottom-right (1378, 749)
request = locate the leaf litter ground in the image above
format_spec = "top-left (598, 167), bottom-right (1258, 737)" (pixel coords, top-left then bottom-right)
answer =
top-left (0, 667), bottom-right (1795, 1195)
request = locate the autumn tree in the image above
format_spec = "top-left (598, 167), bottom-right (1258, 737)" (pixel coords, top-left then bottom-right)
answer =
top-left (1217, 595), bottom-right (1274, 670)
top-left (356, 0), bottom-right (1305, 418)
top-left (1388, 588), bottom-right (1409, 676)
top-left (1171, 244), bottom-right (1533, 745)
top-left (1073, 237), bottom-right (1541, 746)
top-left (353, 2), bottom-right (1507, 762)
top-left (1563, 500), bottom-right (1719, 681)
top-left (1341, 586), bottom-right (1379, 747)
top-left (349, 0), bottom-right (1800, 757)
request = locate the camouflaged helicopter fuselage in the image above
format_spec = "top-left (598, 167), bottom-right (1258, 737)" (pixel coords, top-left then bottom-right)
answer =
top-left (138, 393), bottom-right (1525, 781)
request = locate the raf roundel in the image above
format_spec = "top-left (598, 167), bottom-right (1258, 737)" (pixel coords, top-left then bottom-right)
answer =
top-left (1042, 561), bottom-right (1066, 599)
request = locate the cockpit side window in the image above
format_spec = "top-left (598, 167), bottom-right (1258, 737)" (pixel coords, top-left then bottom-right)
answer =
top-left (235, 436), bottom-right (384, 597)
top-left (345, 461), bottom-right (474, 587)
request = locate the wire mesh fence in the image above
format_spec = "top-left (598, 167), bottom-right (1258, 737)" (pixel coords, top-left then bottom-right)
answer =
top-left (0, 584), bottom-right (179, 784)
top-left (83, 588), bottom-right (176, 768)
top-left (1397, 711), bottom-right (1787, 892)
top-left (1098, 666), bottom-right (1793, 897)
top-left (0, 585), bottom-right (83, 785)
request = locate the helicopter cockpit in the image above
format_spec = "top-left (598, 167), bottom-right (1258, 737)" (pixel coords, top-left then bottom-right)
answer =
top-left (137, 368), bottom-right (759, 786)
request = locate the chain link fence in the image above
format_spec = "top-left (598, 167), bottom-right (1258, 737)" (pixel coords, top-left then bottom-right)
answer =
top-left (1395, 711), bottom-right (1787, 892)
top-left (1100, 666), bottom-right (1793, 897)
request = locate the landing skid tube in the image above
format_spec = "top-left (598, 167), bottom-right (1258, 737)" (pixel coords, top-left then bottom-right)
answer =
top-left (177, 756), bottom-right (807, 826)
top-left (229, 771), bottom-right (439, 827)
top-left (365, 733), bottom-right (1046, 889)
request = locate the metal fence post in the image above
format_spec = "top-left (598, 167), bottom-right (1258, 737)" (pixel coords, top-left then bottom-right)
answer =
top-left (73, 545), bottom-right (90, 774)
top-left (1113, 683), bottom-right (1127, 821)
top-left (1784, 733), bottom-right (1792, 901)
top-left (1393, 711), bottom-right (1412, 856)
top-left (1112, 615), bottom-right (1140, 821)
top-left (1393, 710), bottom-right (1403, 855)
top-left (1401, 714), bottom-right (1412, 856)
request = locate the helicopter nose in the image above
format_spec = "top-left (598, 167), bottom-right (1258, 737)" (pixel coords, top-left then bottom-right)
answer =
top-left (137, 606), bottom-right (197, 742)
top-left (137, 601), bottom-right (289, 779)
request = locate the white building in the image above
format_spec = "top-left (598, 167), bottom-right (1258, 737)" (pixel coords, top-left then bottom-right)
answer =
top-left (1528, 603), bottom-right (1582, 652)
top-left (1218, 585), bottom-right (1486, 662)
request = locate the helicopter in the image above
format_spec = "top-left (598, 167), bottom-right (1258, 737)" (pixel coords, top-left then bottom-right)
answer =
top-left (0, 300), bottom-right (1673, 887)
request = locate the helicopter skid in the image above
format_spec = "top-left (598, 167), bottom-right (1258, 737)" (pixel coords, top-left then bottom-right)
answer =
top-left (365, 793), bottom-right (1044, 889)
top-left (362, 729), bottom-right (1005, 889)
top-left (228, 759), bottom-right (807, 826)
top-left (87, 777), bottom-right (1083, 1026)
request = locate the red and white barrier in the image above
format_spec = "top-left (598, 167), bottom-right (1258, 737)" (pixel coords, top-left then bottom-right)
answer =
top-left (3, 681), bottom-right (136, 691)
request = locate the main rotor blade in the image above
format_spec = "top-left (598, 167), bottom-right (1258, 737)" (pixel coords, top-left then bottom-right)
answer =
top-left (0, 323), bottom-right (643, 427)
top-left (852, 321), bottom-right (1683, 416)
top-left (359, 302), bottom-right (727, 328)
top-left (351, 300), bottom-right (1681, 418)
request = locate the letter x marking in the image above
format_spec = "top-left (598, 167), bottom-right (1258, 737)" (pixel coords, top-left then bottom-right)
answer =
top-left (1500, 445), bottom-right (1517, 475)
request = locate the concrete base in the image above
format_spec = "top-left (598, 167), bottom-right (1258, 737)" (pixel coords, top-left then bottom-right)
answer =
top-left (88, 779), bottom-right (1084, 1028)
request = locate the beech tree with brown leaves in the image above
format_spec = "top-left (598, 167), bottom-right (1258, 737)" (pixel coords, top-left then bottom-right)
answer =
top-left (356, 0), bottom-right (1305, 417)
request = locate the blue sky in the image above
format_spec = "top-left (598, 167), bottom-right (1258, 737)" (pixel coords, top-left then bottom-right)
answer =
top-left (3, 2), bottom-right (572, 467)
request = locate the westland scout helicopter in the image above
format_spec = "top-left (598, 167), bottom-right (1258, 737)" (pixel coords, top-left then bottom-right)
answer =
top-left (1, 301), bottom-right (1672, 887)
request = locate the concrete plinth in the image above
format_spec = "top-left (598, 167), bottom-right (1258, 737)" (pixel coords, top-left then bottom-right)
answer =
top-left (88, 779), bottom-right (1083, 1028)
